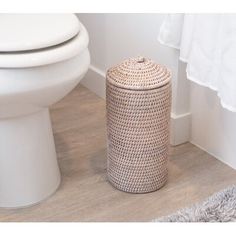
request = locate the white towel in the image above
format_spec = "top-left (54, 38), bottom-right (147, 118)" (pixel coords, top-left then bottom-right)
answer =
top-left (158, 14), bottom-right (236, 112)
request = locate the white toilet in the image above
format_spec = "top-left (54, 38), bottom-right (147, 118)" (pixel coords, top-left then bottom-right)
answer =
top-left (0, 14), bottom-right (90, 208)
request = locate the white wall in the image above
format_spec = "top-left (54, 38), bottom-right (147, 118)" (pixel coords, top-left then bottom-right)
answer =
top-left (78, 14), bottom-right (179, 106)
top-left (77, 13), bottom-right (191, 145)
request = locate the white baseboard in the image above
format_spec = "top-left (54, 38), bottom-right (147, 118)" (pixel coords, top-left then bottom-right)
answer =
top-left (82, 65), bottom-right (191, 146)
top-left (81, 65), bottom-right (106, 99)
top-left (170, 112), bottom-right (191, 146)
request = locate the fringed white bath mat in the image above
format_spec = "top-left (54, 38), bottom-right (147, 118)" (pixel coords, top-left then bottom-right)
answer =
top-left (154, 185), bottom-right (236, 222)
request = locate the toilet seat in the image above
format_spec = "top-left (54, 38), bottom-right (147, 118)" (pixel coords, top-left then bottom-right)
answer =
top-left (0, 14), bottom-right (80, 52)
top-left (0, 14), bottom-right (88, 68)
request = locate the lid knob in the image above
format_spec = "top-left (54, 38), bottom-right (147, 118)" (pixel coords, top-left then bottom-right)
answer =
top-left (137, 56), bottom-right (145, 63)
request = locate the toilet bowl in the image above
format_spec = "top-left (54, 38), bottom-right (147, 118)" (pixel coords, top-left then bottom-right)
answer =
top-left (0, 14), bottom-right (90, 208)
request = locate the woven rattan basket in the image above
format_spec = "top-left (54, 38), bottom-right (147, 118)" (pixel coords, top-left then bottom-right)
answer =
top-left (106, 56), bottom-right (171, 193)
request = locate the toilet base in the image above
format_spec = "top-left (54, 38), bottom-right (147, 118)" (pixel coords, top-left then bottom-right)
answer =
top-left (0, 109), bottom-right (61, 208)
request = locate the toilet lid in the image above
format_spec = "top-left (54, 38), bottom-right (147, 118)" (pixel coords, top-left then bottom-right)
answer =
top-left (0, 14), bottom-right (80, 52)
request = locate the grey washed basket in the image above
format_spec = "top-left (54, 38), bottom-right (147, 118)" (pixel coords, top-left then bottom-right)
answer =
top-left (106, 56), bottom-right (171, 193)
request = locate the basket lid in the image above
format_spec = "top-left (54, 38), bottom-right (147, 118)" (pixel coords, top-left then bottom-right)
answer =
top-left (106, 56), bottom-right (171, 90)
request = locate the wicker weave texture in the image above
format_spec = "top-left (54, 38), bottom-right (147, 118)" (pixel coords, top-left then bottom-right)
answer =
top-left (106, 57), bottom-right (171, 193)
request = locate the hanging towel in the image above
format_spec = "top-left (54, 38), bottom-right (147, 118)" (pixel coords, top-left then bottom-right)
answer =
top-left (158, 14), bottom-right (236, 112)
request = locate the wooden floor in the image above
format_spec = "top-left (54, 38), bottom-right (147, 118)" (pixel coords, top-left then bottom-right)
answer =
top-left (1, 85), bottom-right (236, 222)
